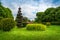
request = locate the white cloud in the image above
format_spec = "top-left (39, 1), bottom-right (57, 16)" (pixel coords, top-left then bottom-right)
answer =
top-left (9, 2), bottom-right (19, 19)
top-left (11, 2), bottom-right (57, 20)
top-left (21, 4), bottom-right (37, 20)
top-left (2, 0), bottom-right (58, 20)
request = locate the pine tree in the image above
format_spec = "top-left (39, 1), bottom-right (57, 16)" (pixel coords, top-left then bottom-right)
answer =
top-left (16, 7), bottom-right (23, 27)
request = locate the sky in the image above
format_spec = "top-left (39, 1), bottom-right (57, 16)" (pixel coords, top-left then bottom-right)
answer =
top-left (1, 0), bottom-right (60, 20)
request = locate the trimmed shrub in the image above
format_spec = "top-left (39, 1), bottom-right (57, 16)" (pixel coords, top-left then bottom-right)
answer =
top-left (0, 18), bottom-right (16, 31)
top-left (26, 24), bottom-right (46, 31)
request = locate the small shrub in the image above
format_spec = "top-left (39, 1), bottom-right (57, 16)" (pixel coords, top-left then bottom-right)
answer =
top-left (0, 18), bottom-right (16, 31)
top-left (23, 22), bottom-right (28, 27)
top-left (46, 22), bottom-right (51, 26)
top-left (26, 24), bottom-right (46, 31)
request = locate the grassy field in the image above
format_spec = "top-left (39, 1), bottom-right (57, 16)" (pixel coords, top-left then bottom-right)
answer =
top-left (0, 25), bottom-right (60, 40)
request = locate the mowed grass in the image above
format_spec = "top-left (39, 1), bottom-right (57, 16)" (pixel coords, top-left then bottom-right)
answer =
top-left (0, 25), bottom-right (60, 40)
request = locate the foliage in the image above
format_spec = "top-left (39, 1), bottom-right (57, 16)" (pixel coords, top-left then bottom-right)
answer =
top-left (26, 24), bottom-right (46, 31)
top-left (0, 2), bottom-right (1, 4)
top-left (16, 7), bottom-right (23, 27)
top-left (51, 22), bottom-right (60, 25)
top-left (35, 6), bottom-right (60, 25)
top-left (45, 22), bottom-right (51, 28)
top-left (0, 4), bottom-right (13, 19)
top-left (23, 17), bottom-right (30, 27)
top-left (23, 23), bottom-right (28, 27)
top-left (35, 12), bottom-right (44, 23)
top-left (23, 17), bottom-right (30, 22)
top-left (0, 17), bottom-right (3, 20)
top-left (0, 18), bottom-right (16, 31)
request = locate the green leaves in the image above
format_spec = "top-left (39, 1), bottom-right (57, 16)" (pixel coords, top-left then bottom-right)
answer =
top-left (26, 24), bottom-right (46, 31)
top-left (0, 18), bottom-right (16, 31)
top-left (0, 5), bottom-right (13, 19)
top-left (35, 6), bottom-right (60, 25)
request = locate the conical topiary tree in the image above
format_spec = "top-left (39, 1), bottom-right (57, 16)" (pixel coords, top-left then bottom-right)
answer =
top-left (16, 7), bottom-right (23, 28)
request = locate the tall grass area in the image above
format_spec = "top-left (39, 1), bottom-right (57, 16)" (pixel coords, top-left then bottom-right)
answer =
top-left (0, 25), bottom-right (60, 40)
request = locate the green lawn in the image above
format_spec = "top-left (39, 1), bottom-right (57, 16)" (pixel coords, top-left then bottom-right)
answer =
top-left (0, 25), bottom-right (60, 40)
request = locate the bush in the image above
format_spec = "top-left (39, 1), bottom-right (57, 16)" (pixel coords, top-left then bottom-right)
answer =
top-left (0, 17), bottom-right (3, 21)
top-left (0, 18), bottom-right (16, 31)
top-left (46, 22), bottom-right (51, 26)
top-left (26, 24), bottom-right (46, 31)
top-left (23, 22), bottom-right (28, 27)
top-left (51, 22), bottom-right (60, 25)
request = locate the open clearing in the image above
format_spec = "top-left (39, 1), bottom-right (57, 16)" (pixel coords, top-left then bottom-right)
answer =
top-left (0, 25), bottom-right (60, 40)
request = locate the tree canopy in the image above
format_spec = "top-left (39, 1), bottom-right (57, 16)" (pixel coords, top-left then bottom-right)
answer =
top-left (0, 3), bottom-right (13, 19)
top-left (35, 7), bottom-right (60, 25)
